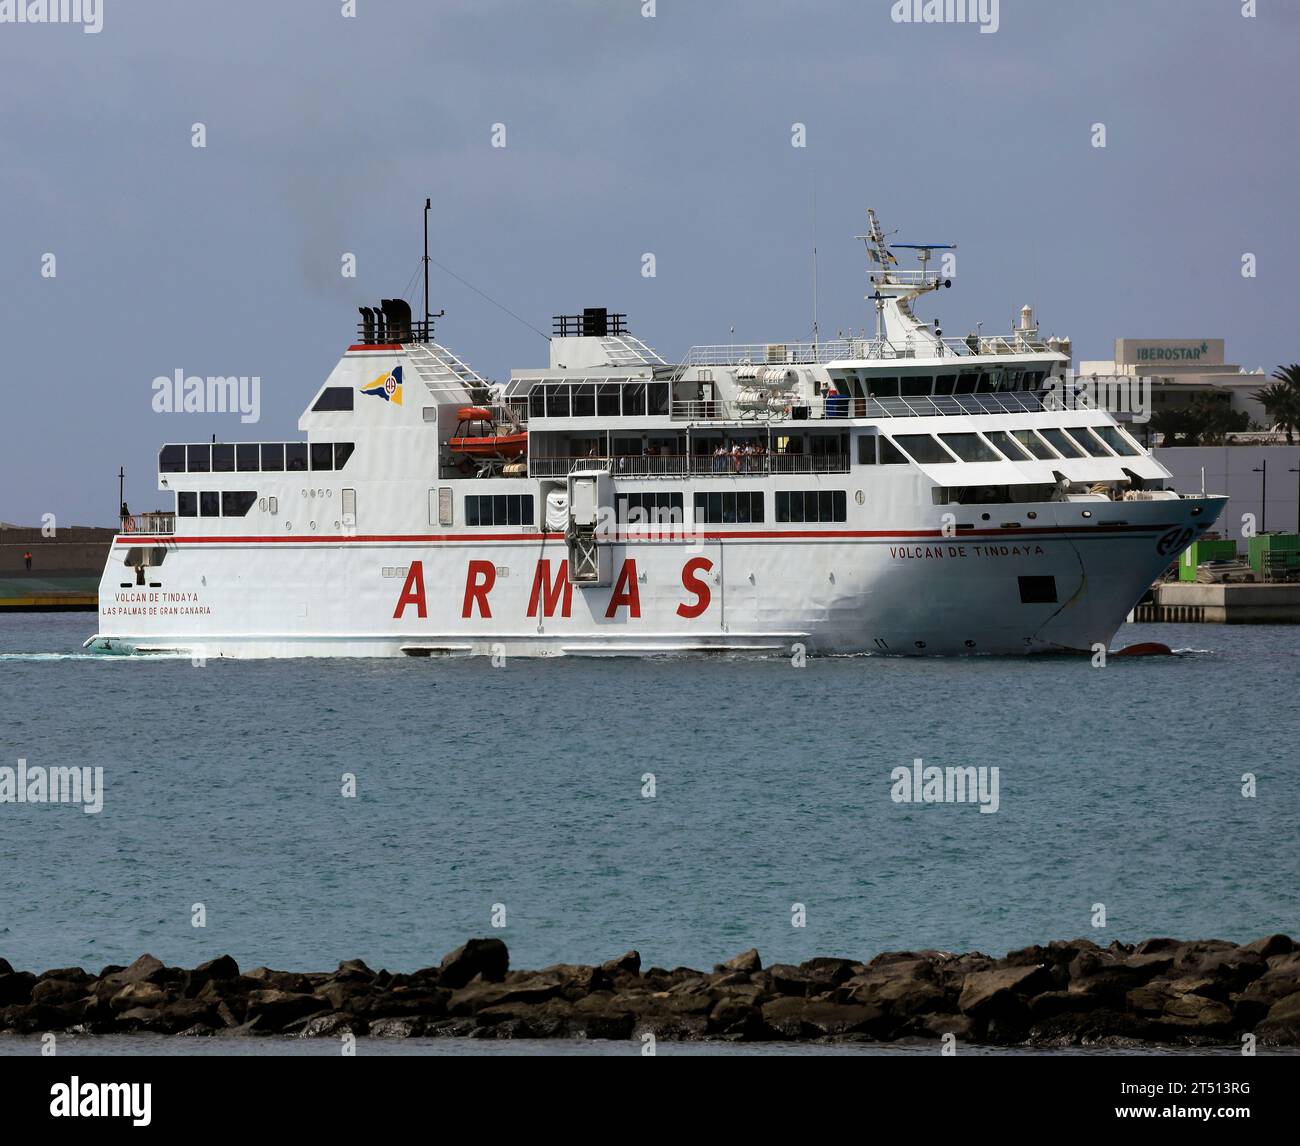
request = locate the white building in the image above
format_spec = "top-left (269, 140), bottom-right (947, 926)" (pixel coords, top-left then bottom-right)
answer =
top-left (1079, 338), bottom-right (1269, 428)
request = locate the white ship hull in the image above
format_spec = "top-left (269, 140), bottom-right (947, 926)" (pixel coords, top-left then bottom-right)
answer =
top-left (91, 494), bottom-right (1223, 659)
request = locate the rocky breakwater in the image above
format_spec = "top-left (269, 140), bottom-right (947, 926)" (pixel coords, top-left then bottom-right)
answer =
top-left (2, 935), bottom-right (1298, 1046)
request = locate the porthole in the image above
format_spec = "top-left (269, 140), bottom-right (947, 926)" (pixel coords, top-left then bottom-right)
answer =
top-left (855, 490), bottom-right (865, 505)
top-left (1027, 511), bottom-right (1037, 520)
top-left (914, 640), bottom-right (926, 649)
top-left (1082, 510), bottom-right (1092, 519)
top-left (981, 513), bottom-right (990, 521)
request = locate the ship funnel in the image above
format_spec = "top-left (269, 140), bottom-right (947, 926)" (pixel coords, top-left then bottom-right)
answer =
top-left (359, 306), bottom-right (375, 344)
top-left (382, 298), bottom-right (412, 343)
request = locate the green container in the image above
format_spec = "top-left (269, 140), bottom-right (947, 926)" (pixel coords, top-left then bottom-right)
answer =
top-left (1179, 538), bottom-right (1239, 581)
top-left (1247, 534), bottom-right (1300, 574)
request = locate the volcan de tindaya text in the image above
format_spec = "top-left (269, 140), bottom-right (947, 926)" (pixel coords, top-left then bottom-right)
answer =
top-left (88, 212), bottom-right (1224, 658)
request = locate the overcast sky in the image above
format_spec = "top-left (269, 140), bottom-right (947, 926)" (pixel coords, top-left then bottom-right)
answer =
top-left (1, 0), bottom-right (1296, 525)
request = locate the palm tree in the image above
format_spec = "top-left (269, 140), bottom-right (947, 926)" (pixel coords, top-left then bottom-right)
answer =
top-left (1254, 364), bottom-right (1300, 444)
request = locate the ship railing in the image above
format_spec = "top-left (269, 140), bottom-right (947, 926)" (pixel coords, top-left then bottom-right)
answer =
top-left (530, 454), bottom-right (850, 478)
top-left (672, 390), bottom-right (1049, 421)
top-left (119, 512), bottom-right (175, 536)
top-left (683, 333), bottom-right (1054, 366)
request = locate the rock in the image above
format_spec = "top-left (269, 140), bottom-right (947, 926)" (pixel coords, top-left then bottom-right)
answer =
top-left (0, 972), bottom-right (37, 1006)
top-left (365, 986), bottom-right (451, 1019)
top-left (369, 1016), bottom-right (426, 1038)
top-left (1133, 937), bottom-right (1183, 955)
top-left (600, 950), bottom-right (641, 977)
top-left (537, 964), bottom-right (609, 993)
top-left (439, 938), bottom-right (509, 989)
top-left (109, 982), bottom-right (166, 1013)
top-left (765, 963), bottom-right (842, 997)
top-left (190, 955), bottom-right (240, 991)
top-left (0, 958), bottom-right (12, 975)
top-left (905, 1012), bottom-right (976, 1040)
top-left (1240, 935), bottom-right (1293, 959)
top-left (244, 968), bottom-right (313, 993)
top-left (958, 964), bottom-right (1053, 1019)
top-left (31, 979), bottom-right (89, 1006)
top-left (243, 989), bottom-right (328, 1031)
top-left (109, 954), bottom-right (167, 987)
top-left (38, 967), bottom-right (90, 983)
top-left (760, 997), bottom-right (887, 1038)
top-left (799, 957), bottom-right (862, 984)
top-left (297, 1012), bottom-right (364, 1038)
top-left (1256, 991), bottom-right (1300, 1045)
top-left (721, 948), bottom-right (762, 974)
top-left (843, 975), bottom-right (950, 1017)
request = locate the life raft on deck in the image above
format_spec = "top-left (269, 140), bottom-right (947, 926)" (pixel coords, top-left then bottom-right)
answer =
top-left (447, 406), bottom-right (528, 459)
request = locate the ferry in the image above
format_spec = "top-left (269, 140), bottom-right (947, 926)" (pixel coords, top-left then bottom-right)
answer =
top-left (87, 209), bottom-right (1226, 658)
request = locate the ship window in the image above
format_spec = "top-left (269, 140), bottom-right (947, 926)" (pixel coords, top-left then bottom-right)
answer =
top-left (530, 387), bottom-right (546, 419)
top-left (899, 376), bottom-right (932, 397)
top-left (1018, 575), bottom-right (1058, 604)
top-left (984, 430), bottom-right (1035, 460)
top-left (334, 442), bottom-right (355, 469)
top-left (212, 444), bottom-right (235, 472)
top-left (647, 382), bottom-right (670, 415)
top-left (621, 491), bottom-right (686, 525)
top-left (177, 491), bottom-right (197, 516)
top-left (867, 376), bottom-right (898, 398)
top-left (236, 444), bottom-right (259, 471)
top-left (622, 383), bottom-right (646, 416)
top-left (1038, 428), bottom-right (1087, 458)
top-left (1023, 370), bottom-right (1046, 390)
top-left (465, 494), bottom-right (534, 527)
top-left (341, 488), bottom-right (356, 525)
top-left (310, 443), bottom-right (334, 470)
top-left (954, 373), bottom-right (979, 395)
top-left (974, 373), bottom-right (994, 393)
top-left (775, 490), bottom-right (846, 523)
top-left (939, 433), bottom-right (1002, 462)
top-left (878, 437), bottom-right (909, 465)
top-left (285, 443), bottom-right (309, 471)
top-left (545, 385), bottom-right (570, 418)
top-left (857, 435), bottom-right (876, 464)
top-left (692, 491), bottom-right (761, 525)
top-left (312, 386), bottom-right (354, 412)
top-left (261, 443), bottom-right (285, 471)
top-left (221, 491), bottom-right (257, 517)
top-left (199, 491), bottom-right (220, 517)
top-left (123, 547), bottom-right (167, 567)
top-left (597, 383), bottom-right (621, 417)
top-left (1092, 425), bottom-right (1141, 456)
top-left (1063, 428), bottom-right (1109, 458)
top-left (934, 374), bottom-right (957, 395)
top-left (895, 435), bottom-right (955, 464)
top-left (187, 444), bottom-right (211, 473)
top-left (572, 384), bottom-right (595, 418)
top-left (1009, 429), bottom-right (1056, 460)
top-left (160, 444), bottom-right (186, 473)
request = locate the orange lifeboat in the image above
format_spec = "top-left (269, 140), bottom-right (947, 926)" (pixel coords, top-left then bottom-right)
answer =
top-left (448, 407), bottom-right (528, 459)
